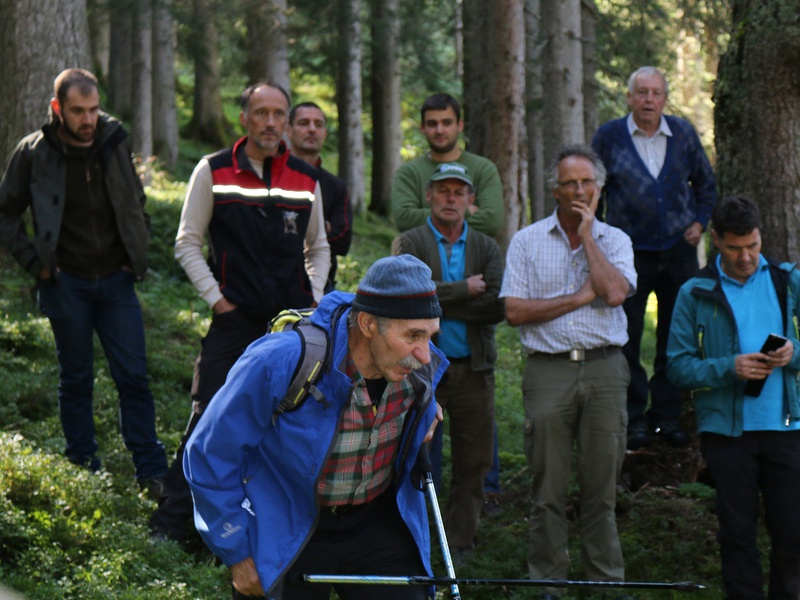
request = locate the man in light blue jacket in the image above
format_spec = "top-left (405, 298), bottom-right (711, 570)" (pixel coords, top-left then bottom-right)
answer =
top-left (185, 255), bottom-right (447, 600)
top-left (667, 196), bottom-right (800, 599)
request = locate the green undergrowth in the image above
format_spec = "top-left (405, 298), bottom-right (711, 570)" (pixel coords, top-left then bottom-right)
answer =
top-left (0, 177), bottom-right (730, 598)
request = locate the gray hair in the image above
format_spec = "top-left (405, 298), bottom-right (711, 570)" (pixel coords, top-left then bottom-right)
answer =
top-left (240, 81), bottom-right (292, 113)
top-left (545, 145), bottom-right (607, 190)
top-left (627, 66), bottom-right (669, 97)
top-left (347, 309), bottom-right (391, 335)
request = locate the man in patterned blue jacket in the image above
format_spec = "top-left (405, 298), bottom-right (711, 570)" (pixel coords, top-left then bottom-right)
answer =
top-left (592, 66), bottom-right (718, 450)
top-left (185, 255), bottom-right (447, 600)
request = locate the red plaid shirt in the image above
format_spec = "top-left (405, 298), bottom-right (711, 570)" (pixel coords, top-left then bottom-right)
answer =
top-left (317, 352), bottom-right (415, 506)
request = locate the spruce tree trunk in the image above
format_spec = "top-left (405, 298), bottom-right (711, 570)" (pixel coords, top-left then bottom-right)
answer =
top-left (581, 0), bottom-right (598, 142)
top-left (462, 0), bottom-right (491, 154)
top-left (245, 0), bottom-right (290, 91)
top-left (152, 0), bottom-right (179, 169)
top-left (369, 0), bottom-right (401, 216)
top-left (714, 0), bottom-right (800, 261)
top-left (185, 0), bottom-right (227, 146)
top-left (336, 0), bottom-right (366, 214)
top-left (464, 0), bottom-right (526, 250)
top-left (132, 0), bottom-right (154, 162)
top-left (88, 0), bottom-right (111, 81)
top-left (108, 0), bottom-right (134, 121)
top-left (542, 0), bottom-right (585, 160)
top-left (525, 0), bottom-right (547, 222)
top-left (485, 0), bottom-right (526, 251)
top-left (0, 0), bottom-right (90, 167)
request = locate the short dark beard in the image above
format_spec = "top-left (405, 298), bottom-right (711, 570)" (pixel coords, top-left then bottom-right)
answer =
top-left (61, 121), bottom-right (95, 144)
top-left (429, 139), bottom-right (457, 154)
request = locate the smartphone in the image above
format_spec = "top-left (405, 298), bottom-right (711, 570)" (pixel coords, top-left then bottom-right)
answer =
top-left (743, 334), bottom-right (789, 397)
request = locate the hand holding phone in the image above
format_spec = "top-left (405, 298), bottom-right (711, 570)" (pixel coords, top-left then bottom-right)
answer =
top-left (743, 334), bottom-right (788, 397)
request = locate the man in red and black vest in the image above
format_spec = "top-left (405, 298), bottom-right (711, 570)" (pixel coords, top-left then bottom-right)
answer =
top-left (150, 82), bottom-right (330, 542)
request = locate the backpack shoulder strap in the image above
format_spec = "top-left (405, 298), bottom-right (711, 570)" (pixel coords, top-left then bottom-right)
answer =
top-left (271, 322), bottom-right (330, 423)
top-left (271, 303), bottom-right (351, 423)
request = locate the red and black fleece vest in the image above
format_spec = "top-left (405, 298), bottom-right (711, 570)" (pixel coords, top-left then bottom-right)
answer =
top-left (206, 138), bottom-right (319, 321)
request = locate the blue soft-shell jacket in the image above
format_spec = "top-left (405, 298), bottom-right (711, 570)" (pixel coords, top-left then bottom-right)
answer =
top-left (667, 259), bottom-right (800, 436)
top-left (184, 291), bottom-right (448, 596)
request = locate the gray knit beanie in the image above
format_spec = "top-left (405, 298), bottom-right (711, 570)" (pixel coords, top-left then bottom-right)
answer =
top-left (352, 254), bottom-right (442, 319)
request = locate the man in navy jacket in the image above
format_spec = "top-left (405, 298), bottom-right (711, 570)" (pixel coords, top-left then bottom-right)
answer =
top-left (592, 66), bottom-right (718, 450)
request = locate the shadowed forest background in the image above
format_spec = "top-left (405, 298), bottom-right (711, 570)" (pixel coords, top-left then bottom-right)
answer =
top-left (1, 0), bottom-right (800, 598)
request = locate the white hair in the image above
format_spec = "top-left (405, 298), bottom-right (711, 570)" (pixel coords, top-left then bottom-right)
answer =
top-left (627, 66), bottom-right (669, 96)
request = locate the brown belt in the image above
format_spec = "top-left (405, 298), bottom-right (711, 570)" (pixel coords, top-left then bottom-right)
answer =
top-left (543, 346), bottom-right (621, 362)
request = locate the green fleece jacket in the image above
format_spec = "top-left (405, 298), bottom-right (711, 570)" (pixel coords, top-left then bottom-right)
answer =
top-left (390, 151), bottom-right (504, 237)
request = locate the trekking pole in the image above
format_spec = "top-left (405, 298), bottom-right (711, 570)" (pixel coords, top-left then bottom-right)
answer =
top-left (418, 443), bottom-right (461, 600)
top-left (301, 574), bottom-right (706, 592)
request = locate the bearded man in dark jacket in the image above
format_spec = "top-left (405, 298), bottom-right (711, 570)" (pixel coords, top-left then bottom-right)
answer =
top-left (0, 68), bottom-right (167, 491)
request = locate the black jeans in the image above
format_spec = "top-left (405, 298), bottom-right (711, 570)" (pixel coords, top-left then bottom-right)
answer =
top-left (623, 241), bottom-right (698, 428)
top-left (149, 309), bottom-right (267, 540)
top-left (254, 492), bottom-right (430, 600)
top-left (701, 430), bottom-right (800, 599)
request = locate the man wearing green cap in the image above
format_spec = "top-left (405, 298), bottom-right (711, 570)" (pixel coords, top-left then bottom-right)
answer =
top-left (391, 93), bottom-right (503, 237)
top-left (392, 162), bottom-right (504, 555)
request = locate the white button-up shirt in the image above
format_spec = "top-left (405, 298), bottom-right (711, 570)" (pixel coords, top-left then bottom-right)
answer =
top-left (500, 210), bottom-right (637, 354)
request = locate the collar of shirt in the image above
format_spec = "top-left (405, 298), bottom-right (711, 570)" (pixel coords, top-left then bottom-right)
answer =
top-left (717, 253), bottom-right (768, 288)
top-left (427, 216), bottom-right (467, 278)
top-left (626, 113), bottom-right (673, 139)
top-left (427, 216), bottom-right (468, 246)
top-left (548, 207), bottom-right (603, 243)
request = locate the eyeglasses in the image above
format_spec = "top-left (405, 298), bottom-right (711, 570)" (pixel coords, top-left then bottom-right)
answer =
top-left (556, 179), bottom-right (597, 192)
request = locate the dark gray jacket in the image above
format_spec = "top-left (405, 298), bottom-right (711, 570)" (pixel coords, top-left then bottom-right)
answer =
top-left (0, 111), bottom-right (149, 279)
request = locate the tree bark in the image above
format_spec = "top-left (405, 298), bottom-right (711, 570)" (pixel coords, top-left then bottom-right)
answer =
top-left (463, 0), bottom-right (526, 250)
top-left (581, 0), bottom-right (597, 143)
top-left (454, 0), bottom-right (464, 82)
top-left (485, 0), bottom-right (527, 251)
top-left (541, 0), bottom-right (585, 162)
top-left (132, 0), bottom-right (153, 162)
top-left (525, 0), bottom-right (547, 222)
top-left (0, 0), bottom-right (90, 167)
top-left (462, 0), bottom-right (492, 154)
top-left (88, 0), bottom-right (111, 81)
top-left (185, 0), bottom-right (227, 146)
top-left (369, 0), bottom-right (401, 216)
top-left (152, 0), bottom-right (179, 169)
top-left (714, 0), bottom-right (800, 262)
top-left (336, 0), bottom-right (366, 214)
top-left (108, 0), bottom-right (134, 121)
top-left (245, 0), bottom-right (290, 91)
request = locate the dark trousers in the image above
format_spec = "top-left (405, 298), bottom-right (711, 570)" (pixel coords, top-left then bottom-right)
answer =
top-left (236, 492), bottom-right (429, 600)
top-left (701, 430), bottom-right (800, 600)
top-left (38, 269), bottom-right (167, 480)
top-left (149, 309), bottom-right (267, 540)
top-left (428, 361), bottom-right (494, 549)
top-left (624, 241), bottom-right (698, 428)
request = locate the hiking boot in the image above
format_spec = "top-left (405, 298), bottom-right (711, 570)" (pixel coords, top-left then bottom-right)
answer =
top-left (481, 493), bottom-right (503, 516)
top-left (654, 422), bottom-right (691, 448)
top-left (627, 421), bottom-right (652, 450)
top-left (138, 477), bottom-right (164, 502)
